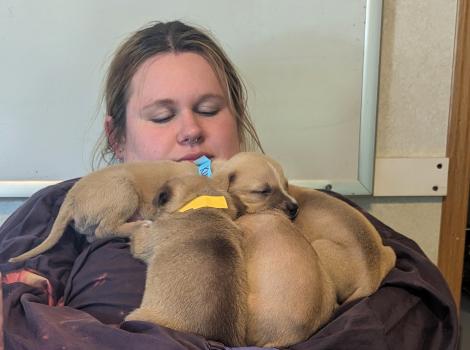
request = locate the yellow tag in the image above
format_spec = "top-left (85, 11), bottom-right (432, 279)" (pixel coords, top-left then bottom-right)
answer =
top-left (178, 195), bottom-right (229, 212)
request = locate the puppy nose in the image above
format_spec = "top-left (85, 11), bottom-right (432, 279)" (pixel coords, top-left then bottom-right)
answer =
top-left (286, 202), bottom-right (299, 219)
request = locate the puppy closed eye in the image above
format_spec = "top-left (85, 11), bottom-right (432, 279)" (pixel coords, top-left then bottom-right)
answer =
top-left (153, 187), bottom-right (172, 207)
top-left (252, 186), bottom-right (272, 196)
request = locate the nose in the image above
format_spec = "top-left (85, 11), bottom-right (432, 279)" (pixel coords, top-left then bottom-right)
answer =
top-left (285, 201), bottom-right (299, 220)
top-left (176, 111), bottom-right (204, 146)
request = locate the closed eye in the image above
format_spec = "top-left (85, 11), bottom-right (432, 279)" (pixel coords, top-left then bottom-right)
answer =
top-left (142, 100), bottom-right (177, 124)
top-left (196, 109), bottom-right (219, 117)
top-left (153, 187), bottom-right (172, 207)
top-left (194, 106), bottom-right (220, 117)
top-left (194, 95), bottom-right (225, 117)
top-left (151, 113), bottom-right (175, 124)
top-left (252, 186), bottom-right (272, 195)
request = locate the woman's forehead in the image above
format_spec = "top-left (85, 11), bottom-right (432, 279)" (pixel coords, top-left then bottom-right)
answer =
top-left (129, 52), bottom-right (225, 105)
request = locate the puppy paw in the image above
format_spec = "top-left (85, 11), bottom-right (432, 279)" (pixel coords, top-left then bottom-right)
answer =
top-left (114, 221), bottom-right (151, 236)
top-left (141, 220), bottom-right (152, 228)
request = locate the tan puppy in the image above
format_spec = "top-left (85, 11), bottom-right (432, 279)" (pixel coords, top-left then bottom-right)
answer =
top-left (9, 161), bottom-right (197, 263)
top-left (119, 175), bottom-right (248, 347)
top-left (236, 212), bottom-right (336, 348)
top-left (289, 185), bottom-right (396, 304)
top-left (212, 152), bottom-right (299, 219)
top-left (212, 152), bottom-right (337, 347)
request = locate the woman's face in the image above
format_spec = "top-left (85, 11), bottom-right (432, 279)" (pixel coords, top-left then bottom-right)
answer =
top-left (107, 52), bottom-right (240, 162)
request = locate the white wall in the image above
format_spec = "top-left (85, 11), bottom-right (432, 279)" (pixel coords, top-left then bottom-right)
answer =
top-left (0, 0), bottom-right (369, 192)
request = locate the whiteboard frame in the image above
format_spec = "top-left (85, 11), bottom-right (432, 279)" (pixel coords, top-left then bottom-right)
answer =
top-left (0, 0), bottom-right (382, 198)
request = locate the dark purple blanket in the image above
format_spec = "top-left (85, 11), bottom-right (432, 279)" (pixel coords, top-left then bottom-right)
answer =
top-left (0, 179), bottom-right (458, 349)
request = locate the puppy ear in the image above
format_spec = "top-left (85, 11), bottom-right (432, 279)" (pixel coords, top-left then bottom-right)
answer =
top-left (228, 172), bottom-right (237, 187)
top-left (231, 193), bottom-right (247, 218)
top-left (212, 170), bottom-right (237, 192)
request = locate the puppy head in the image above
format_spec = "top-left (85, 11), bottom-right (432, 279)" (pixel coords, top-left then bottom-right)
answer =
top-left (212, 152), bottom-right (299, 219)
top-left (152, 175), bottom-right (243, 219)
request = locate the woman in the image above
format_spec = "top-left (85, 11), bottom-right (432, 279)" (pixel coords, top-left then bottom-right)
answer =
top-left (99, 20), bottom-right (262, 165)
top-left (0, 21), bottom-right (458, 350)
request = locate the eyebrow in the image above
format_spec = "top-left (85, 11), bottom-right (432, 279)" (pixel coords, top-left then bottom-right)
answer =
top-left (196, 94), bottom-right (225, 104)
top-left (142, 99), bottom-right (175, 113)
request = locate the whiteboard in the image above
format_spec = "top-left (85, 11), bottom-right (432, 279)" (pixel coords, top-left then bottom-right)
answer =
top-left (0, 0), bottom-right (381, 196)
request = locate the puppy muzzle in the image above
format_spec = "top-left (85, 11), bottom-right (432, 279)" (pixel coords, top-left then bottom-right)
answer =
top-left (284, 201), bottom-right (299, 220)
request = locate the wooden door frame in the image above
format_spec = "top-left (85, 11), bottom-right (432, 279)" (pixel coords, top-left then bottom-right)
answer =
top-left (438, 0), bottom-right (470, 307)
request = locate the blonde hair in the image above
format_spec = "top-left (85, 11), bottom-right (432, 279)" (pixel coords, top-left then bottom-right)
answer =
top-left (93, 20), bottom-right (262, 167)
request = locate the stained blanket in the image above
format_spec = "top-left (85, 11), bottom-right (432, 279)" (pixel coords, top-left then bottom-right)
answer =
top-left (0, 179), bottom-right (458, 350)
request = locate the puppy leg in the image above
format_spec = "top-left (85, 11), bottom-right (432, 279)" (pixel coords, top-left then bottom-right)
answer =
top-left (98, 220), bottom-right (155, 262)
top-left (311, 239), bottom-right (369, 304)
top-left (126, 223), bottom-right (158, 262)
top-left (125, 307), bottom-right (158, 323)
top-left (112, 220), bottom-right (153, 237)
top-left (91, 182), bottom-right (141, 239)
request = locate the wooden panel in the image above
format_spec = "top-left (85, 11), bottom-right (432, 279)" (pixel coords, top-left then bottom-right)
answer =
top-left (438, 0), bottom-right (470, 307)
top-left (374, 158), bottom-right (449, 196)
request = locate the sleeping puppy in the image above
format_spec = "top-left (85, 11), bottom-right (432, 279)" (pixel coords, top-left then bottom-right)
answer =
top-left (212, 152), bottom-right (299, 219)
top-left (212, 152), bottom-right (337, 347)
top-left (118, 175), bottom-right (248, 347)
top-left (210, 152), bottom-right (337, 346)
top-left (236, 211), bottom-right (336, 348)
top-left (288, 185), bottom-right (396, 304)
top-left (9, 161), bottom-right (197, 263)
